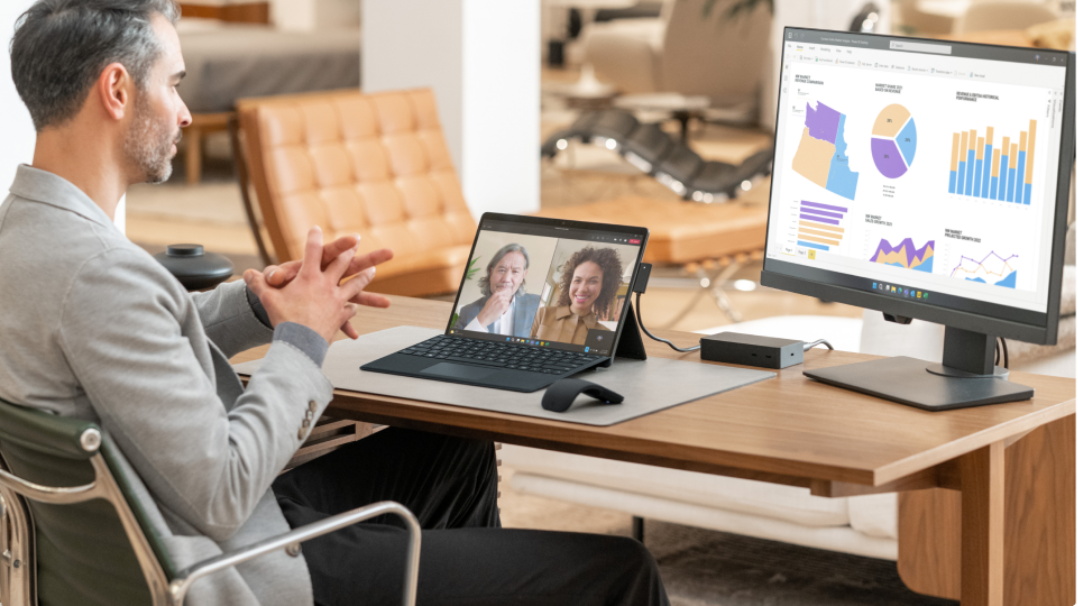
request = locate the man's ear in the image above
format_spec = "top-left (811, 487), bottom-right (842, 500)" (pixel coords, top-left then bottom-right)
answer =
top-left (96, 62), bottom-right (133, 121)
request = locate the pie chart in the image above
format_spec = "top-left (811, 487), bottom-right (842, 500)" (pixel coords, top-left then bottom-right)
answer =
top-left (871, 104), bottom-right (917, 179)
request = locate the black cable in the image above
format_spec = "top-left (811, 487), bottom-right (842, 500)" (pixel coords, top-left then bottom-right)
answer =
top-left (995, 337), bottom-right (1001, 365)
top-left (634, 292), bottom-right (701, 353)
top-left (1001, 337), bottom-right (1009, 369)
top-left (803, 339), bottom-right (834, 351)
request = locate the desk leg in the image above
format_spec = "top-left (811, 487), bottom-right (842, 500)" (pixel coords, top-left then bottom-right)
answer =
top-left (958, 442), bottom-right (1005, 606)
top-left (898, 415), bottom-right (1076, 606)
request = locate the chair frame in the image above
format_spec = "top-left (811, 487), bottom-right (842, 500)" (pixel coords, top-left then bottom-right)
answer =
top-left (0, 426), bottom-right (420, 606)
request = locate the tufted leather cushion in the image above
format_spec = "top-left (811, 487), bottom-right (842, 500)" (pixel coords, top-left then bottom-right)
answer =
top-left (535, 197), bottom-right (767, 264)
top-left (237, 89), bottom-right (477, 295)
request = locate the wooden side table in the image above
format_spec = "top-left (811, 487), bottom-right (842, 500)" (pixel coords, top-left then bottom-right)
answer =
top-left (183, 111), bottom-right (232, 185)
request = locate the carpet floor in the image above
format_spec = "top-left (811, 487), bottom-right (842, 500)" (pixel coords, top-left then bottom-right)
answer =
top-left (644, 521), bottom-right (958, 606)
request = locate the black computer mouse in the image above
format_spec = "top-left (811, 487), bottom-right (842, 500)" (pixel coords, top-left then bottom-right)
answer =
top-left (541, 378), bottom-right (624, 413)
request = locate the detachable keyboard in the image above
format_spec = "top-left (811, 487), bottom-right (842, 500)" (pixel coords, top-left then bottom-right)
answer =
top-left (399, 335), bottom-right (604, 375)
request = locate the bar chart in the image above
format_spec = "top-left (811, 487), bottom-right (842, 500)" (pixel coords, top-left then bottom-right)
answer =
top-left (949, 120), bottom-right (1037, 204)
top-left (796, 200), bottom-right (847, 251)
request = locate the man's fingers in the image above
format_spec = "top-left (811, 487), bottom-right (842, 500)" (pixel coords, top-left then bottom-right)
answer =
top-left (342, 321), bottom-right (360, 340)
top-left (339, 303), bottom-right (360, 329)
top-left (262, 265), bottom-right (280, 285)
top-left (320, 234), bottom-right (360, 270)
top-left (328, 245), bottom-right (357, 282)
top-left (267, 260), bottom-right (302, 287)
top-left (350, 291), bottom-right (391, 308)
top-left (344, 248), bottom-right (394, 278)
top-left (341, 267), bottom-right (376, 300)
top-left (300, 226), bottom-right (324, 278)
top-left (243, 269), bottom-right (269, 298)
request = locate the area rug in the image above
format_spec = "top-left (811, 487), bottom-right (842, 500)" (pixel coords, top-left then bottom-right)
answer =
top-left (644, 521), bottom-right (958, 606)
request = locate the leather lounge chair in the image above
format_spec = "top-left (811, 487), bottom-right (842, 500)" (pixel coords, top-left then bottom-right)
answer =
top-left (234, 88), bottom-right (477, 296)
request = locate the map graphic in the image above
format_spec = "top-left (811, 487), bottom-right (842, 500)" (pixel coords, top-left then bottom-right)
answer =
top-left (950, 251), bottom-right (1018, 289)
top-left (791, 101), bottom-right (859, 200)
top-left (870, 238), bottom-right (935, 273)
top-left (871, 104), bottom-right (917, 179)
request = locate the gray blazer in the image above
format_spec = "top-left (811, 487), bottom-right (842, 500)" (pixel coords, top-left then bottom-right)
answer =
top-left (453, 292), bottom-right (540, 338)
top-left (0, 166), bottom-right (332, 605)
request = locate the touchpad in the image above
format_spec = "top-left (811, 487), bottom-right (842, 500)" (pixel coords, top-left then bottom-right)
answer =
top-left (422, 363), bottom-right (498, 381)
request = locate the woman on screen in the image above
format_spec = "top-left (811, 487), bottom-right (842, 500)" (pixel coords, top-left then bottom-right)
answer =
top-left (531, 247), bottom-right (623, 346)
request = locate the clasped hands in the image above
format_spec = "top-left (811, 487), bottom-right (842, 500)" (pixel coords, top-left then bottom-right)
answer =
top-left (243, 227), bottom-right (394, 343)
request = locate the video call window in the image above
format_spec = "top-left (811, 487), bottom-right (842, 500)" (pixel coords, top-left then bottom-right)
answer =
top-left (451, 230), bottom-right (640, 354)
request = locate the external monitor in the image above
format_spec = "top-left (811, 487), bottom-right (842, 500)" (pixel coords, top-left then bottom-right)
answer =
top-left (762, 28), bottom-right (1075, 410)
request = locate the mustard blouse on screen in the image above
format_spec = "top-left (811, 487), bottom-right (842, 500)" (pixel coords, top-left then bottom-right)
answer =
top-left (530, 305), bottom-right (611, 345)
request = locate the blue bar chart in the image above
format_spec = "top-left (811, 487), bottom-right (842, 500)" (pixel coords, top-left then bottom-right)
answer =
top-left (949, 120), bottom-right (1037, 205)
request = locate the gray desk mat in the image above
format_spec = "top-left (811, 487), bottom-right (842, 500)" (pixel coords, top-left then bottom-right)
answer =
top-left (234, 326), bottom-right (776, 426)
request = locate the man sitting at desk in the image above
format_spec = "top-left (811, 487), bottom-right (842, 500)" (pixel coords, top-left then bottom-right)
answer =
top-left (453, 243), bottom-right (541, 337)
top-left (0, 2), bottom-right (669, 606)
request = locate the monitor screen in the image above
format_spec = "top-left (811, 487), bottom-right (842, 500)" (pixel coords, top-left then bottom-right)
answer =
top-left (447, 216), bottom-right (646, 357)
top-left (764, 28), bottom-right (1071, 339)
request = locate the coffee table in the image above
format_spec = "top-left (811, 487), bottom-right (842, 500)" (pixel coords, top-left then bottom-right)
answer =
top-left (232, 295), bottom-right (1075, 606)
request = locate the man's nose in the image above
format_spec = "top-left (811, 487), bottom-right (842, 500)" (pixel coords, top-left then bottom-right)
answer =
top-left (178, 99), bottom-right (193, 129)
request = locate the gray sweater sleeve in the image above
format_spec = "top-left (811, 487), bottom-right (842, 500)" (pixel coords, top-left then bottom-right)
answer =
top-left (189, 280), bottom-right (275, 358)
top-left (245, 286), bottom-right (328, 367)
top-left (59, 249), bottom-right (333, 540)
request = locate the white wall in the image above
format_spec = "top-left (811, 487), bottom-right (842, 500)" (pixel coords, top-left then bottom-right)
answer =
top-left (0, 1), bottom-right (37, 199)
top-left (0, 1), bottom-right (127, 230)
top-left (271, 0), bottom-right (317, 31)
top-left (363, 0), bottom-right (540, 219)
top-left (763, 0), bottom-right (892, 131)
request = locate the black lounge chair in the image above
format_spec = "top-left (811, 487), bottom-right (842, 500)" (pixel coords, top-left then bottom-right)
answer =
top-left (542, 109), bottom-right (773, 202)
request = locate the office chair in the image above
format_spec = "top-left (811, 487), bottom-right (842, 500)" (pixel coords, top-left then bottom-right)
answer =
top-left (0, 398), bottom-right (420, 606)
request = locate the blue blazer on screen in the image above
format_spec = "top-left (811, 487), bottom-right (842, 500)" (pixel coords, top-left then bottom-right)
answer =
top-left (454, 292), bottom-right (541, 338)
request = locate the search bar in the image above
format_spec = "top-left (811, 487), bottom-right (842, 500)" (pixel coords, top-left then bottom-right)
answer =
top-left (890, 40), bottom-right (951, 55)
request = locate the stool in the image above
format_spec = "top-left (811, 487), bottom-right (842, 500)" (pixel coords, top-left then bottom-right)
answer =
top-left (183, 111), bottom-right (232, 184)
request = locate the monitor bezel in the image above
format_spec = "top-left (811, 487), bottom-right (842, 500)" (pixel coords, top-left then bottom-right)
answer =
top-left (761, 27), bottom-right (1075, 345)
top-left (445, 212), bottom-right (651, 357)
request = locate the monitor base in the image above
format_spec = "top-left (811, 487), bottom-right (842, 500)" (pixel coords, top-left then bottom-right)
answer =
top-left (925, 363), bottom-right (1009, 380)
top-left (803, 356), bottom-right (1034, 411)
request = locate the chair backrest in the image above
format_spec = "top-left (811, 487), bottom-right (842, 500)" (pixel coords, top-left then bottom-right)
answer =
top-left (236, 88), bottom-right (478, 294)
top-left (0, 400), bottom-right (173, 606)
top-left (660, 0), bottom-right (771, 110)
top-left (957, 1), bottom-right (1058, 33)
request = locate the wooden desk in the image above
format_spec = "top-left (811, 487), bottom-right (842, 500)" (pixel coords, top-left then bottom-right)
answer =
top-left (232, 295), bottom-right (1076, 606)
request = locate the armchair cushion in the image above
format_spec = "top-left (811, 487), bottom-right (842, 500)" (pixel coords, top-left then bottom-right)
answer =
top-left (585, 19), bottom-right (664, 94)
top-left (238, 89), bottom-right (477, 296)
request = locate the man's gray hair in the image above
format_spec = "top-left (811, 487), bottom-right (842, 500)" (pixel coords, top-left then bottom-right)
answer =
top-left (10, 0), bottom-right (180, 131)
top-left (478, 244), bottom-right (530, 297)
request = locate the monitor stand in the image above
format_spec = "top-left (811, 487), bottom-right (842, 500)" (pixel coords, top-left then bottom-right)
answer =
top-left (803, 325), bottom-right (1034, 411)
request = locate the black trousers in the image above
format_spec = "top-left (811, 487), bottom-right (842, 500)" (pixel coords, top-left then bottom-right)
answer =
top-left (272, 428), bottom-right (670, 606)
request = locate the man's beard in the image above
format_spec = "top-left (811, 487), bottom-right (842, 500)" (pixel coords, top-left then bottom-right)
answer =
top-left (123, 97), bottom-right (179, 185)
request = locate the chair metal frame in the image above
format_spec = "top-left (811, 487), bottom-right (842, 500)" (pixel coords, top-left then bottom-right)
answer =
top-left (0, 426), bottom-right (420, 606)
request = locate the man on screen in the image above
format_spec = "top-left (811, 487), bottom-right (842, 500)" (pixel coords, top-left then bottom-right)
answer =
top-left (454, 243), bottom-right (541, 337)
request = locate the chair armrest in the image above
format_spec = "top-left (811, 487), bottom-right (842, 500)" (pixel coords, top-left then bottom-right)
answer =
top-left (0, 460), bottom-right (103, 505)
top-left (167, 501), bottom-right (420, 606)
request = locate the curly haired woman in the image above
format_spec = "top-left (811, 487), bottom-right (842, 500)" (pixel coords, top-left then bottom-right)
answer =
top-left (531, 247), bottom-right (623, 345)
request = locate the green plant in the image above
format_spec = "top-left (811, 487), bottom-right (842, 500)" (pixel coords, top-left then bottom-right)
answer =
top-left (465, 256), bottom-right (481, 281)
top-left (702, 0), bottom-right (773, 20)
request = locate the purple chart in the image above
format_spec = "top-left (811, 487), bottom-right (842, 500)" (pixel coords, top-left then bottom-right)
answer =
top-left (870, 104), bottom-right (917, 180)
